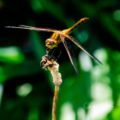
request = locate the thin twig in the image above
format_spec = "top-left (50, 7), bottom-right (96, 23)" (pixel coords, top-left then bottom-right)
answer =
top-left (52, 86), bottom-right (59, 120)
top-left (41, 55), bottom-right (62, 120)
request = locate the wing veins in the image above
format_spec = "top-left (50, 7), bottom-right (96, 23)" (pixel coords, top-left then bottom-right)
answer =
top-left (6, 25), bottom-right (59, 33)
top-left (61, 34), bottom-right (102, 64)
top-left (60, 35), bottom-right (78, 73)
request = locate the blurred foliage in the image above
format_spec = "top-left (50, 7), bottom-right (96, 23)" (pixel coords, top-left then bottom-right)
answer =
top-left (0, 0), bottom-right (120, 120)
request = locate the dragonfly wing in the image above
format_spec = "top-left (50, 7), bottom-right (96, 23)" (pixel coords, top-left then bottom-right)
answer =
top-left (6, 25), bottom-right (58, 33)
top-left (62, 34), bottom-right (102, 64)
top-left (19, 25), bottom-right (34, 28)
top-left (60, 35), bottom-right (78, 73)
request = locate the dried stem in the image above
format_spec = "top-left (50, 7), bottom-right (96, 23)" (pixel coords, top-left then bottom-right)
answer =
top-left (52, 86), bottom-right (59, 120)
top-left (41, 55), bottom-right (62, 120)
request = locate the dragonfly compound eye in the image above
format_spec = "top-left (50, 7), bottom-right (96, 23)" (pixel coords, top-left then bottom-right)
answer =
top-left (46, 39), bottom-right (57, 49)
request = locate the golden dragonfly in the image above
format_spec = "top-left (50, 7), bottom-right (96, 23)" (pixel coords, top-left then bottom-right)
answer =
top-left (6, 17), bottom-right (101, 71)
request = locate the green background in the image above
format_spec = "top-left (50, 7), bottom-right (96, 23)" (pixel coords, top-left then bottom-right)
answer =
top-left (0, 0), bottom-right (120, 120)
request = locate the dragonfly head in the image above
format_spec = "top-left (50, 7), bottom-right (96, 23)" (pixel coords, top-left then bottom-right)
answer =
top-left (46, 38), bottom-right (58, 49)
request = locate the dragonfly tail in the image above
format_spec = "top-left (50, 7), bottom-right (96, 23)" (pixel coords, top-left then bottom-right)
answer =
top-left (63, 17), bottom-right (89, 34)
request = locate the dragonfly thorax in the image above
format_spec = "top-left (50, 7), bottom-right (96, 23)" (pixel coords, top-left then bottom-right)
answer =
top-left (45, 38), bottom-right (58, 49)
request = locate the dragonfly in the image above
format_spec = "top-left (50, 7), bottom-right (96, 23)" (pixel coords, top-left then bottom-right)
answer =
top-left (6, 17), bottom-right (101, 72)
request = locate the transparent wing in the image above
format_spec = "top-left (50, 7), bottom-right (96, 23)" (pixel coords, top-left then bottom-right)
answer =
top-left (6, 25), bottom-right (59, 33)
top-left (60, 35), bottom-right (78, 73)
top-left (61, 33), bottom-right (102, 64)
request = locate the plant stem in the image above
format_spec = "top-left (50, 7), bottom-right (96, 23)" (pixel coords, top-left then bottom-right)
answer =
top-left (52, 86), bottom-right (60, 120)
top-left (41, 55), bottom-right (62, 120)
